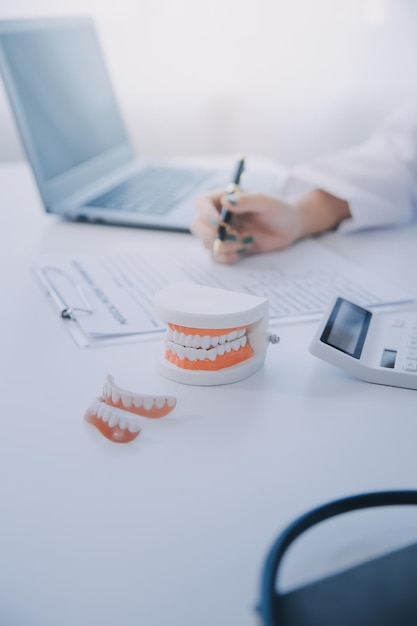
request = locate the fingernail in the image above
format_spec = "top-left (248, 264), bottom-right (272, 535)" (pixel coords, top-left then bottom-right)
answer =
top-left (209, 217), bottom-right (219, 227)
top-left (225, 234), bottom-right (238, 242)
top-left (236, 247), bottom-right (247, 255)
top-left (241, 235), bottom-right (254, 244)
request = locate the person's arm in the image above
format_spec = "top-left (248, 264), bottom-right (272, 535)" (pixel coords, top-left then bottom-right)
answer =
top-left (294, 189), bottom-right (351, 238)
top-left (284, 100), bottom-right (417, 232)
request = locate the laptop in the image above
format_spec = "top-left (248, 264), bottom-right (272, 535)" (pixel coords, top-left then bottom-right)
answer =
top-left (0, 17), bottom-right (233, 232)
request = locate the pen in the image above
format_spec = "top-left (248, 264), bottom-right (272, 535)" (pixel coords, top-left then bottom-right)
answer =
top-left (213, 155), bottom-right (245, 257)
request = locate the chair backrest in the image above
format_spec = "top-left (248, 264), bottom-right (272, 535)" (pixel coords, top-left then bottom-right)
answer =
top-left (258, 490), bottom-right (417, 626)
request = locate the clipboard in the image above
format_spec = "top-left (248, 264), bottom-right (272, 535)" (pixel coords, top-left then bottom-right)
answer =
top-left (35, 265), bottom-right (165, 348)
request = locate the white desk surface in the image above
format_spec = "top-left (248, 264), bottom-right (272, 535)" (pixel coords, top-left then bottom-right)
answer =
top-left (1, 162), bottom-right (417, 626)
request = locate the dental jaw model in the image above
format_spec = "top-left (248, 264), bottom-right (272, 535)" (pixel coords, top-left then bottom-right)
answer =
top-left (154, 283), bottom-right (276, 385)
top-left (85, 374), bottom-right (177, 443)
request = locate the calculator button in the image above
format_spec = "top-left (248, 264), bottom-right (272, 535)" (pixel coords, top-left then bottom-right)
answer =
top-left (409, 340), bottom-right (417, 348)
top-left (407, 349), bottom-right (417, 360)
top-left (404, 360), bottom-right (417, 372)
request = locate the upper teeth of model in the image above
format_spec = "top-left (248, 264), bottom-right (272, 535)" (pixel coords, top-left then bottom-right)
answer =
top-left (166, 327), bottom-right (248, 360)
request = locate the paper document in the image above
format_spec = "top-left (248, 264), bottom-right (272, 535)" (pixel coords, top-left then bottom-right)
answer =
top-left (35, 239), bottom-right (414, 347)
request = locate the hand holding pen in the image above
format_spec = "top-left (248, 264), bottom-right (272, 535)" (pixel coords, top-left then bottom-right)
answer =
top-left (191, 157), bottom-right (308, 264)
top-left (212, 156), bottom-right (246, 257)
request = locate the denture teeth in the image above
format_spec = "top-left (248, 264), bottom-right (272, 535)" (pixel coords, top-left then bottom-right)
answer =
top-left (217, 344), bottom-right (226, 356)
top-left (121, 394), bottom-right (132, 409)
top-left (133, 396), bottom-right (143, 408)
top-left (168, 334), bottom-right (252, 361)
top-left (119, 417), bottom-right (128, 430)
top-left (102, 407), bottom-right (111, 423)
top-left (108, 414), bottom-right (119, 428)
top-left (207, 348), bottom-right (217, 361)
top-left (111, 388), bottom-right (121, 405)
top-left (165, 326), bottom-right (252, 368)
top-left (101, 376), bottom-right (176, 423)
top-left (128, 421), bottom-right (141, 434)
top-left (191, 335), bottom-right (202, 348)
top-left (143, 397), bottom-right (154, 411)
top-left (187, 347), bottom-right (198, 361)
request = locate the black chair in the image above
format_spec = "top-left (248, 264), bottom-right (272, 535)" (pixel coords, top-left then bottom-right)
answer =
top-left (259, 491), bottom-right (417, 626)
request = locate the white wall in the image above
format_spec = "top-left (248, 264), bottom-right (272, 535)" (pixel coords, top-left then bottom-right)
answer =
top-left (1, 0), bottom-right (417, 166)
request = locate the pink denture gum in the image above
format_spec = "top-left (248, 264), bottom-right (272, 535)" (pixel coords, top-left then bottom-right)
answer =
top-left (84, 374), bottom-right (177, 443)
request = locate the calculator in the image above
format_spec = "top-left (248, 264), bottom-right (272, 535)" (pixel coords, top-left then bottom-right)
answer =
top-left (309, 297), bottom-right (417, 390)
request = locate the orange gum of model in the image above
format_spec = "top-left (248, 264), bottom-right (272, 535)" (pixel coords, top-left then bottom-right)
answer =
top-left (169, 323), bottom-right (249, 336)
top-left (166, 323), bottom-right (254, 371)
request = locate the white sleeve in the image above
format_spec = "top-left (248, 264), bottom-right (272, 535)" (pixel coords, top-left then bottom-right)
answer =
top-left (281, 100), bottom-right (417, 232)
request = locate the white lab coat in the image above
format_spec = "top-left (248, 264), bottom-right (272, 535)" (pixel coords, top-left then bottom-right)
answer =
top-left (282, 99), bottom-right (417, 232)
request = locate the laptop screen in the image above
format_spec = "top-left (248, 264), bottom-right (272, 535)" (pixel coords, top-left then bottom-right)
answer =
top-left (1, 21), bottom-right (128, 182)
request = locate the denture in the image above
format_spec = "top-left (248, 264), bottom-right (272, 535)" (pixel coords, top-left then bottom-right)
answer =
top-left (103, 374), bottom-right (177, 418)
top-left (154, 283), bottom-right (276, 385)
top-left (85, 397), bottom-right (142, 444)
top-left (85, 375), bottom-right (177, 443)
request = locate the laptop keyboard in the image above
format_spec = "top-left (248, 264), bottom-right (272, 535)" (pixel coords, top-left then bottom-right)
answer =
top-left (84, 166), bottom-right (215, 215)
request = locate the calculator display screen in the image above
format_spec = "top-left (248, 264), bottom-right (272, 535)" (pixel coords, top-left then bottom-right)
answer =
top-left (320, 298), bottom-right (372, 359)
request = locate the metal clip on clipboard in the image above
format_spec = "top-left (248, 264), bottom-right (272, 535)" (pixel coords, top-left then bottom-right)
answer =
top-left (36, 266), bottom-right (96, 348)
top-left (39, 266), bottom-right (94, 320)
top-left (35, 262), bottom-right (166, 348)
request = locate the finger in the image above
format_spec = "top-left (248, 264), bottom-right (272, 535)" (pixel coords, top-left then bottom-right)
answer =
top-left (220, 191), bottom-right (277, 216)
top-left (212, 232), bottom-right (256, 263)
top-left (212, 246), bottom-right (252, 264)
top-left (190, 219), bottom-right (217, 250)
top-left (195, 188), bottom-right (228, 213)
top-left (191, 199), bottom-right (221, 244)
